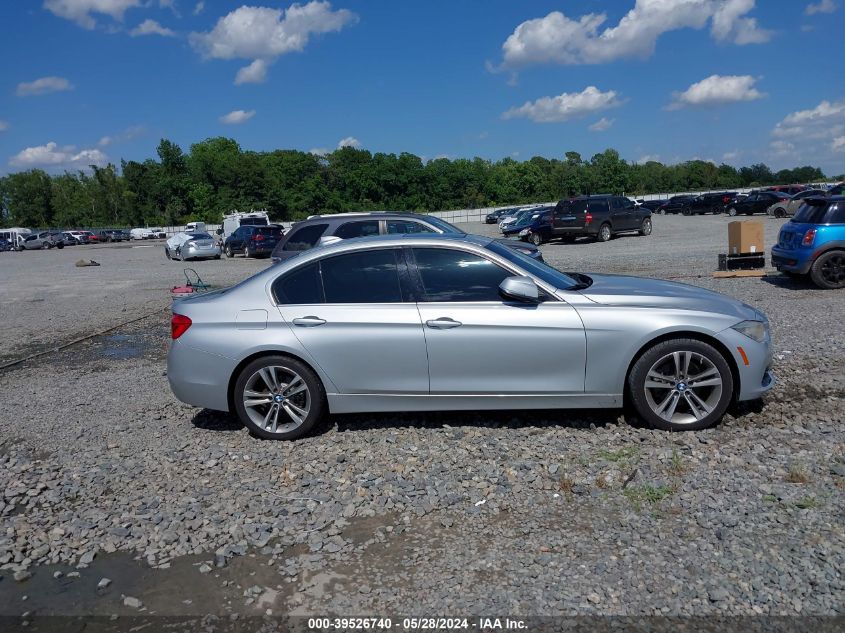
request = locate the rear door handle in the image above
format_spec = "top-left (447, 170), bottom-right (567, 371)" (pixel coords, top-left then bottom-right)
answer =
top-left (292, 316), bottom-right (326, 327)
top-left (426, 317), bottom-right (462, 329)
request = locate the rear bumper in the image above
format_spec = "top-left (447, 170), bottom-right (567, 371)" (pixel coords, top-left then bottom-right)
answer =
top-left (184, 245), bottom-right (222, 259)
top-left (167, 340), bottom-right (234, 412)
top-left (771, 246), bottom-right (813, 274)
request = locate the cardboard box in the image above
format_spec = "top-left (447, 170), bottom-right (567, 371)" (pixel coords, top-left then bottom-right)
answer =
top-left (728, 220), bottom-right (764, 255)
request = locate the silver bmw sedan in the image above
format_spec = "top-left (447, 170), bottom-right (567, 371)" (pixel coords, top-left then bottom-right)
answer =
top-left (167, 233), bottom-right (774, 440)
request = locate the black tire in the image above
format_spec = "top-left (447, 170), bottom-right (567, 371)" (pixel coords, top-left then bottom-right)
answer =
top-left (214, 254), bottom-right (221, 260)
top-left (682, 208), bottom-right (691, 216)
top-left (596, 223), bottom-right (612, 242)
top-left (233, 355), bottom-right (326, 440)
top-left (41, 242), bottom-right (50, 250)
top-left (774, 208), bottom-right (786, 218)
top-left (639, 218), bottom-right (652, 236)
top-left (225, 245), bottom-right (234, 258)
top-left (529, 232), bottom-right (543, 246)
top-left (56, 242), bottom-right (64, 249)
top-left (809, 250), bottom-right (845, 289)
top-left (727, 208), bottom-right (737, 217)
top-left (659, 208), bottom-right (666, 215)
top-left (244, 245), bottom-right (253, 258)
top-left (628, 338), bottom-right (734, 432)
top-left (165, 248), bottom-right (172, 260)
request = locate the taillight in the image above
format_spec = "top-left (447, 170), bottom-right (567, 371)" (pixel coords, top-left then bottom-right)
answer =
top-left (253, 234), bottom-right (265, 241)
top-left (585, 212), bottom-right (593, 225)
top-left (802, 229), bottom-right (817, 246)
top-left (171, 314), bottom-right (192, 340)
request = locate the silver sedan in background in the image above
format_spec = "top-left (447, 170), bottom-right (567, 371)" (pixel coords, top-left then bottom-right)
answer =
top-left (167, 234), bottom-right (775, 440)
top-left (165, 232), bottom-right (222, 261)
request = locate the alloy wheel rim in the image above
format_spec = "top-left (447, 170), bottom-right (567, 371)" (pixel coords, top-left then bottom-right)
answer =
top-left (643, 351), bottom-right (723, 425)
top-left (601, 226), bottom-right (610, 240)
top-left (643, 220), bottom-right (652, 234)
top-left (242, 365), bottom-right (310, 434)
top-left (821, 255), bottom-right (845, 286)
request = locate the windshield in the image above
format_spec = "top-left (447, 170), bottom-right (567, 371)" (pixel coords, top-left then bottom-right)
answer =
top-left (187, 232), bottom-right (214, 240)
top-left (485, 241), bottom-right (579, 290)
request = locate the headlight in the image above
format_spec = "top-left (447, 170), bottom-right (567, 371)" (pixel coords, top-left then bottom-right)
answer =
top-left (519, 228), bottom-right (529, 236)
top-left (731, 320), bottom-right (769, 343)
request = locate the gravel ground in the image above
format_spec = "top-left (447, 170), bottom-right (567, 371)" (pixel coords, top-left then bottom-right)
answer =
top-left (0, 215), bottom-right (843, 622)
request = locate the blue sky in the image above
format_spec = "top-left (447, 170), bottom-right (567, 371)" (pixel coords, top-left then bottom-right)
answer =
top-left (0, 0), bottom-right (843, 175)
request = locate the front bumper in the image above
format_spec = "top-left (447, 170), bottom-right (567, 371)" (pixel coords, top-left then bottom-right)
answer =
top-left (715, 327), bottom-right (776, 402)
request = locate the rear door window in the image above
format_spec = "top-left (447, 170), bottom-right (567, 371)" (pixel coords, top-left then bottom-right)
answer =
top-left (588, 200), bottom-right (609, 214)
top-left (321, 249), bottom-right (402, 303)
top-left (334, 220), bottom-right (380, 239)
top-left (283, 224), bottom-right (328, 251)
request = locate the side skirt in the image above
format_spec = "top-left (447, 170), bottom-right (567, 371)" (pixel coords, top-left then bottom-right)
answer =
top-left (327, 393), bottom-right (622, 414)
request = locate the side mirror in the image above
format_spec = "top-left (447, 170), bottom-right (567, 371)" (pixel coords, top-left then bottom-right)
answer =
top-left (499, 276), bottom-right (540, 303)
top-left (216, 228), bottom-right (223, 235)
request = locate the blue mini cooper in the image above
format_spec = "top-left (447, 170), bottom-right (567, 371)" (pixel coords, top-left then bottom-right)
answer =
top-left (771, 196), bottom-right (845, 289)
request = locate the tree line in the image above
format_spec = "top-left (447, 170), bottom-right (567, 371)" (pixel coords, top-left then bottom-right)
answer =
top-left (0, 137), bottom-right (834, 229)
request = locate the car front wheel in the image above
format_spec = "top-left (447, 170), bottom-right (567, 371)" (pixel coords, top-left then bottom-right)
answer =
top-left (639, 218), bottom-right (652, 236)
top-left (810, 250), bottom-right (845, 289)
top-left (628, 338), bottom-right (734, 431)
top-left (529, 232), bottom-right (543, 246)
top-left (233, 355), bottom-right (325, 440)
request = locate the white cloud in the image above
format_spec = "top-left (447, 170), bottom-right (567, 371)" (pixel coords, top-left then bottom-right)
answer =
top-left (10, 142), bottom-right (108, 170)
top-left (337, 136), bottom-right (361, 149)
top-left (710, 0), bottom-right (773, 45)
top-left (309, 147), bottom-right (330, 156)
top-left (0, 120), bottom-right (9, 132)
top-left (832, 136), bottom-right (845, 152)
top-left (637, 154), bottom-right (662, 163)
top-left (805, 0), bottom-right (837, 15)
top-left (667, 74), bottom-right (765, 109)
top-left (588, 117), bottom-right (614, 132)
top-left (193, 2), bottom-right (205, 16)
top-left (16, 76), bottom-right (74, 97)
top-left (97, 125), bottom-right (144, 147)
top-left (190, 2), bottom-right (357, 83)
top-left (234, 59), bottom-right (268, 85)
top-left (722, 150), bottom-right (740, 161)
top-left (43, 0), bottom-right (141, 29)
top-left (770, 140), bottom-right (795, 156)
top-left (219, 109), bottom-right (255, 125)
top-left (772, 99), bottom-right (845, 138)
top-left (130, 19), bottom-right (175, 37)
top-left (496, 0), bottom-right (770, 70)
top-left (502, 86), bottom-right (623, 123)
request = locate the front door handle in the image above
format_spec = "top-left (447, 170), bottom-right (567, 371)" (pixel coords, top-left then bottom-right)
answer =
top-left (426, 317), bottom-right (462, 329)
top-left (292, 316), bottom-right (326, 327)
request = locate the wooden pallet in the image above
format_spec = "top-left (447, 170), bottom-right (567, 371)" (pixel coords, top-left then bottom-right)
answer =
top-left (712, 269), bottom-right (768, 279)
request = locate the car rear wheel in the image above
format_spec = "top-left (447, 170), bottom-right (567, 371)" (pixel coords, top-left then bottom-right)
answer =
top-left (165, 247), bottom-right (171, 260)
top-left (628, 338), bottom-right (734, 431)
top-left (639, 218), bottom-right (652, 236)
top-left (596, 223), bottom-right (612, 242)
top-left (233, 355), bottom-right (325, 440)
top-left (225, 245), bottom-right (233, 258)
top-left (727, 208), bottom-right (738, 217)
top-left (810, 250), bottom-right (845, 289)
top-left (774, 207), bottom-right (786, 218)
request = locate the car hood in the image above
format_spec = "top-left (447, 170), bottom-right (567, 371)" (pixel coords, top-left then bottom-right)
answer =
top-left (575, 273), bottom-right (760, 321)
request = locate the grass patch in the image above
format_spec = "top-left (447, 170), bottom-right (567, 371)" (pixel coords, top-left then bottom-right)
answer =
top-left (667, 449), bottom-right (688, 477)
top-left (623, 484), bottom-right (673, 510)
top-left (762, 494), bottom-right (778, 503)
top-left (785, 463), bottom-right (812, 484)
top-left (598, 447), bottom-right (639, 463)
top-left (558, 477), bottom-right (574, 495)
top-left (794, 496), bottom-right (822, 510)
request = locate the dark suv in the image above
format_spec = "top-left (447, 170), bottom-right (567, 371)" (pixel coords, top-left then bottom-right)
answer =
top-left (539, 195), bottom-right (652, 243)
top-left (224, 225), bottom-right (284, 258)
top-left (270, 212), bottom-right (543, 264)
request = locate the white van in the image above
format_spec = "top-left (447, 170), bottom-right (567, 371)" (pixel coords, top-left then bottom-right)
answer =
top-left (0, 228), bottom-right (32, 250)
top-left (219, 211), bottom-right (269, 240)
top-left (185, 221), bottom-right (206, 233)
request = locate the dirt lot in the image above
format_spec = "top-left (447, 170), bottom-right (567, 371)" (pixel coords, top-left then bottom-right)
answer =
top-left (0, 216), bottom-right (843, 625)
